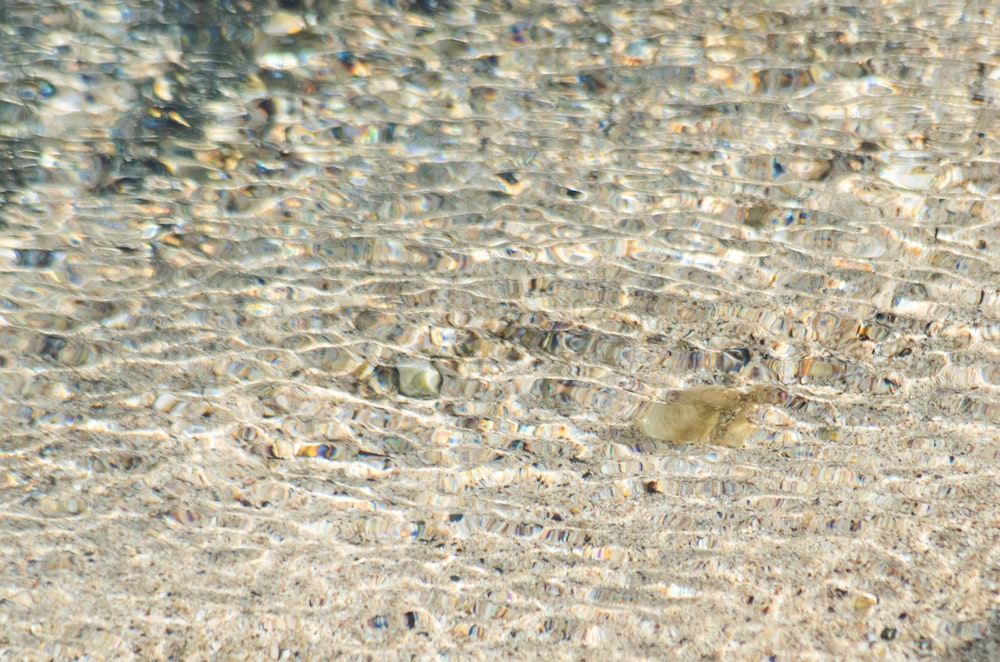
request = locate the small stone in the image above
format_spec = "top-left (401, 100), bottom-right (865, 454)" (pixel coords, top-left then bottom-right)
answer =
top-left (267, 441), bottom-right (296, 459)
top-left (396, 359), bottom-right (441, 397)
top-left (261, 11), bottom-right (306, 36)
top-left (785, 156), bottom-right (831, 181)
top-left (743, 205), bottom-right (775, 228)
top-left (852, 592), bottom-right (878, 610)
top-left (636, 385), bottom-right (764, 447)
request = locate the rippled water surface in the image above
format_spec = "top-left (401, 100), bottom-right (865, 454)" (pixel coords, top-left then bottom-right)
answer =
top-left (1, 1), bottom-right (998, 658)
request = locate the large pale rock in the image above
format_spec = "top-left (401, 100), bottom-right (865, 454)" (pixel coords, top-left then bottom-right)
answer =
top-left (637, 385), bottom-right (763, 448)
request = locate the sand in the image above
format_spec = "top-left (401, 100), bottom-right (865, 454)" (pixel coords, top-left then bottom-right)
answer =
top-left (0, 1), bottom-right (997, 659)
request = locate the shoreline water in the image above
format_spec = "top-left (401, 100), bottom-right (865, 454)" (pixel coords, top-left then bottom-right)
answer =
top-left (0, 1), bottom-right (997, 657)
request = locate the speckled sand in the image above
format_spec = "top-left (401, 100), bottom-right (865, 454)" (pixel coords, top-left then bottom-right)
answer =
top-left (0, 1), bottom-right (997, 659)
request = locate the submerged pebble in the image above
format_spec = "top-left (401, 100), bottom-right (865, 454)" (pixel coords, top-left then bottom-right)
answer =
top-left (636, 385), bottom-right (764, 448)
top-left (396, 359), bottom-right (441, 397)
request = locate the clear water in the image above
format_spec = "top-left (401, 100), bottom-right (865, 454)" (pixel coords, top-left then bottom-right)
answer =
top-left (0, 1), bottom-right (997, 658)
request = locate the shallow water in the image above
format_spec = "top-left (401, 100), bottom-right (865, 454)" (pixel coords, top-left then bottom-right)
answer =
top-left (0, 0), bottom-right (998, 658)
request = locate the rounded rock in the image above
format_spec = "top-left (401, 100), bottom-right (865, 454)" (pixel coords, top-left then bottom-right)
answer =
top-left (636, 385), bottom-right (760, 448)
top-left (396, 359), bottom-right (441, 398)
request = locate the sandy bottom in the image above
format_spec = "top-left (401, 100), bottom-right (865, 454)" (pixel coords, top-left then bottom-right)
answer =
top-left (0, 0), bottom-right (999, 659)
